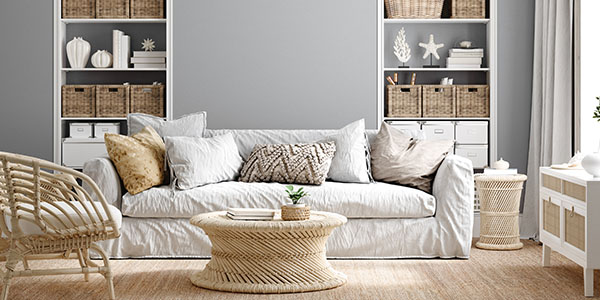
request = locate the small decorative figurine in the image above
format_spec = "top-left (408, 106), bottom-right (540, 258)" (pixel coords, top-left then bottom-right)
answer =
top-left (393, 27), bottom-right (411, 68)
top-left (419, 34), bottom-right (444, 68)
top-left (141, 38), bottom-right (156, 52)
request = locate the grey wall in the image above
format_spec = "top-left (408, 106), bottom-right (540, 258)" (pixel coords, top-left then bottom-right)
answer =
top-left (496, 0), bottom-right (534, 175)
top-left (0, 0), bottom-right (53, 161)
top-left (0, 0), bottom-right (534, 175)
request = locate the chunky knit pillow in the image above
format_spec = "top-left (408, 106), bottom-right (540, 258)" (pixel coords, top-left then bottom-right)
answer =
top-left (239, 142), bottom-right (336, 185)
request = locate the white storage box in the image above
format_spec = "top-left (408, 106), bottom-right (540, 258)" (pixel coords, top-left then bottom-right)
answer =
top-left (386, 121), bottom-right (422, 138)
top-left (69, 123), bottom-right (93, 138)
top-left (62, 138), bottom-right (107, 168)
top-left (94, 123), bottom-right (120, 138)
top-left (422, 121), bottom-right (454, 141)
top-left (455, 121), bottom-right (488, 144)
top-left (455, 145), bottom-right (488, 168)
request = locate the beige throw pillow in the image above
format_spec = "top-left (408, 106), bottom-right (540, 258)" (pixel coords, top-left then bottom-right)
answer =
top-left (105, 126), bottom-right (165, 195)
top-left (371, 122), bottom-right (453, 193)
top-left (239, 142), bottom-right (336, 185)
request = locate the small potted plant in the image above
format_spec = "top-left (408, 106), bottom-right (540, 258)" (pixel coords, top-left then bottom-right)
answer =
top-left (281, 185), bottom-right (310, 221)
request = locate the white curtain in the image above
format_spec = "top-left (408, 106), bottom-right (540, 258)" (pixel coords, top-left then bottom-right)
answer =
top-left (522, 0), bottom-right (573, 239)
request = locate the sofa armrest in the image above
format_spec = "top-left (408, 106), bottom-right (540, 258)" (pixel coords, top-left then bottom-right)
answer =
top-left (83, 157), bottom-right (123, 210)
top-left (432, 155), bottom-right (474, 256)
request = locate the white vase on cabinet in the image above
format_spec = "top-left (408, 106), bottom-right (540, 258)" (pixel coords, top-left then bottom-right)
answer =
top-left (66, 37), bottom-right (91, 69)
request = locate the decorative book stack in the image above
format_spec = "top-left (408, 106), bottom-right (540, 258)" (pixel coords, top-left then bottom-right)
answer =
top-left (447, 48), bottom-right (484, 69)
top-left (132, 51), bottom-right (167, 69)
top-left (226, 208), bottom-right (275, 221)
top-left (112, 30), bottom-right (131, 69)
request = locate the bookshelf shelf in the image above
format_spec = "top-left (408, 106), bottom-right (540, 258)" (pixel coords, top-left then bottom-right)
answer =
top-left (384, 18), bottom-right (490, 24)
top-left (53, 0), bottom-right (173, 167)
top-left (383, 67), bottom-right (489, 72)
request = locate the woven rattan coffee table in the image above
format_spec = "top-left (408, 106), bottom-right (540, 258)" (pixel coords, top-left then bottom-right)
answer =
top-left (190, 211), bottom-right (347, 293)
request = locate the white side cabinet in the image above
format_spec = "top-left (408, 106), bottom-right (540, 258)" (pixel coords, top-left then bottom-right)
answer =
top-left (539, 167), bottom-right (600, 297)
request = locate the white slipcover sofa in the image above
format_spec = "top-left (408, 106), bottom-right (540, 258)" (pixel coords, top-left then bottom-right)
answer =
top-left (83, 129), bottom-right (474, 258)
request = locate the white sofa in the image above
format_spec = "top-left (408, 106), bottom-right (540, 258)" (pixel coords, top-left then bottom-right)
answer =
top-left (83, 129), bottom-right (474, 258)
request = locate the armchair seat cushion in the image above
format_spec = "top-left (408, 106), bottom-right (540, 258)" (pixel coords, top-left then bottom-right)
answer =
top-left (5, 201), bottom-right (122, 235)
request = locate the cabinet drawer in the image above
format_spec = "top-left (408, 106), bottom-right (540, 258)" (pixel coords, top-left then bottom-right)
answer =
top-left (455, 121), bottom-right (488, 144)
top-left (455, 145), bottom-right (488, 168)
top-left (422, 121), bottom-right (454, 141)
top-left (62, 142), bottom-right (107, 168)
top-left (386, 121), bottom-right (423, 139)
top-left (563, 181), bottom-right (586, 202)
top-left (542, 174), bottom-right (562, 193)
top-left (543, 198), bottom-right (560, 238)
top-left (564, 206), bottom-right (586, 252)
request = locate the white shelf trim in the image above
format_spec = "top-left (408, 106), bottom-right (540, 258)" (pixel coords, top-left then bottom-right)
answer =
top-left (61, 18), bottom-right (166, 24)
top-left (384, 67), bottom-right (489, 72)
top-left (61, 68), bottom-right (166, 72)
top-left (384, 18), bottom-right (489, 24)
top-left (61, 117), bottom-right (127, 121)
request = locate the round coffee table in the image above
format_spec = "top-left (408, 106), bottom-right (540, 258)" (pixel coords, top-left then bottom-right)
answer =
top-left (190, 211), bottom-right (347, 293)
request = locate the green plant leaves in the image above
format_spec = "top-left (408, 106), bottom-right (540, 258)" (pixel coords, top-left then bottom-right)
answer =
top-left (284, 185), bottom-right (309, 205)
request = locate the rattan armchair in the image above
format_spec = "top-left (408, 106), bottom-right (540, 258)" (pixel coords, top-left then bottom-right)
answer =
top-left (0, 152), bottom-right (121, 300)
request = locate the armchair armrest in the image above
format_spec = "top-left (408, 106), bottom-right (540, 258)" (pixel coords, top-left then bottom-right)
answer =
top-left (432, 155), bottom-right (474, 256)
top-left (83, 157), bottom-right (123, 210)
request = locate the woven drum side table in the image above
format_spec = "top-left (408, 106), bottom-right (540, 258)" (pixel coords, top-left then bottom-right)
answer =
top-left (475, 174), bottom-right (527, 250)
top-left (190, 211), bottom-right (348, 293)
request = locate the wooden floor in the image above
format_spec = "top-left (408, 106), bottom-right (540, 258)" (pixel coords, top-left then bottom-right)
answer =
top-left (2, 240), bottom-right (598, 299)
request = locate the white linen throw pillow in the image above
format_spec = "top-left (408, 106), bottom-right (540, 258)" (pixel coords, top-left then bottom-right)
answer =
top-left (128, 111), bottom-right (207, 137)
top-left (319, 119), bottom-right (372, 183)
top-left (165, 133), bottom-right (243, 189)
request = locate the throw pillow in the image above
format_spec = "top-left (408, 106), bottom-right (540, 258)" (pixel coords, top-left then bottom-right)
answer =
top-left (128, 111), bottom-right (207, 137)
top-left (105, 126), bottom-right (165, 195)
top-left (239, 142), bottom-right (336, 185)
top-left (165, 133), bottom-right (244, 190)
top-left (319, 119), bottom-right (372, 183)
top-left (371, 122), bottom-right (454, 193)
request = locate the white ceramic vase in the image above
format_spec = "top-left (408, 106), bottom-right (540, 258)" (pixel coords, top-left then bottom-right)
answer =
top-left (91, 50), bottom-right (112, 68)
top-left (582, 153), bottom-right (600, 178)
top-left (66, 37), bottom-right (91, 68)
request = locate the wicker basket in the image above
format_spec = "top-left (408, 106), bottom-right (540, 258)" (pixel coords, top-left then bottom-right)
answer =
top-left (451, 0), bottom-right (486, 18)
top-left (131, 0), bottom-right (164, 18)
top-left (96, 85), bottom-right (130, 117)
top-left (386, 85), bottom-right (422, 117)
top-left (62, 0), bottom-right (95, 18)
top-left (385, 0), bottom-right (444, 19)
top-left (62, 85), bottom-right (96, 117)
top-left (281, 205), bottom-right (310, 221)
top-left (130, 85), bottom-right (165, 117)
top-left (456, 85), bottom-right (489, 117)
top-left (422, 85), bottom-right (456, 117)
top-left (96, 0), bottom-right (129, 18)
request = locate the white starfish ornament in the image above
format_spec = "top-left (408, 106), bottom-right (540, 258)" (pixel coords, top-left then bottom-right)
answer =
top-left (141, 38), bottom-right (156, 52)
top-left (418, 34), bottom-right (444, 60)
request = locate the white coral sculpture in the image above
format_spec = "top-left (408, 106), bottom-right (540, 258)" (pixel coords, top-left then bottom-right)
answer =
top-left (394, 28), bottom-right (411, 66)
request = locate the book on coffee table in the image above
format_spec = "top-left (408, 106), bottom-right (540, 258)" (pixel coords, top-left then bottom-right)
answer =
top-left (226, 208), bottom-right (275, 221)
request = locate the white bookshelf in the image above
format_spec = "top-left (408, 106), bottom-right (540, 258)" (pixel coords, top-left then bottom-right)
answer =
top-left (377, 1), bottom-right (497, 218)
top-left (53, 0), bottom-right (173, 167)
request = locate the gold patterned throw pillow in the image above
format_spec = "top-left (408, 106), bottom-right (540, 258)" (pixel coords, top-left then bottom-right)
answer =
top-left (105, 126), bottom-right (165, 195)
top-left (239, 142), bottom-right (336, 185)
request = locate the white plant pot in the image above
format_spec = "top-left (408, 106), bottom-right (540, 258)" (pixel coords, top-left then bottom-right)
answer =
top-left (66, 37), bottom-right (91, 69)
top-left (582, 152), bottom-right (600, 178)
top-left (91, 50), bottom-right (112, 68)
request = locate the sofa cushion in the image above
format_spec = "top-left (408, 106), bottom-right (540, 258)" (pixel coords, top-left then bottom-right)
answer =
top-left (239, 142), bottom-right (336, 185)
top-left (128, 111), bottom-right (206, 137)
top-left (121, 181), bottom-right (436, 219)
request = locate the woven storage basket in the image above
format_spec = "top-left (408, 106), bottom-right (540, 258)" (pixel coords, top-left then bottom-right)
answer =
top-left (422, 85), bottom-right (456, 117)
top-left (96, 85), bottom-right (130, 117)
top-left (62, 85), bottom-right (96, 117)
top-left (131, 0), bottom-right (164, 18)
top-left (451, 0), bottom-right (486, 18)
top-left (456, 85), bottom-right (489, 117)
top-left (62, 0), bottom-right (95, 18)
top-left (475, 174), bottom-right (527, 250)
top-left (385, 0), bottom-right (444, 19)
top-left (130, 85), bottom-right (165, 117)
top-left (96, 0), bottom-right (129, 18)
top-left (281, 206), bottom-right (310, 221)
top-left (386, 85), bottom-right (422, 117)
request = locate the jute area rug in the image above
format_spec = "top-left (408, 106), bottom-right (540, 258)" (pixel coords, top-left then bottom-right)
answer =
top-left (4, 240), bottom-right (598, 299)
